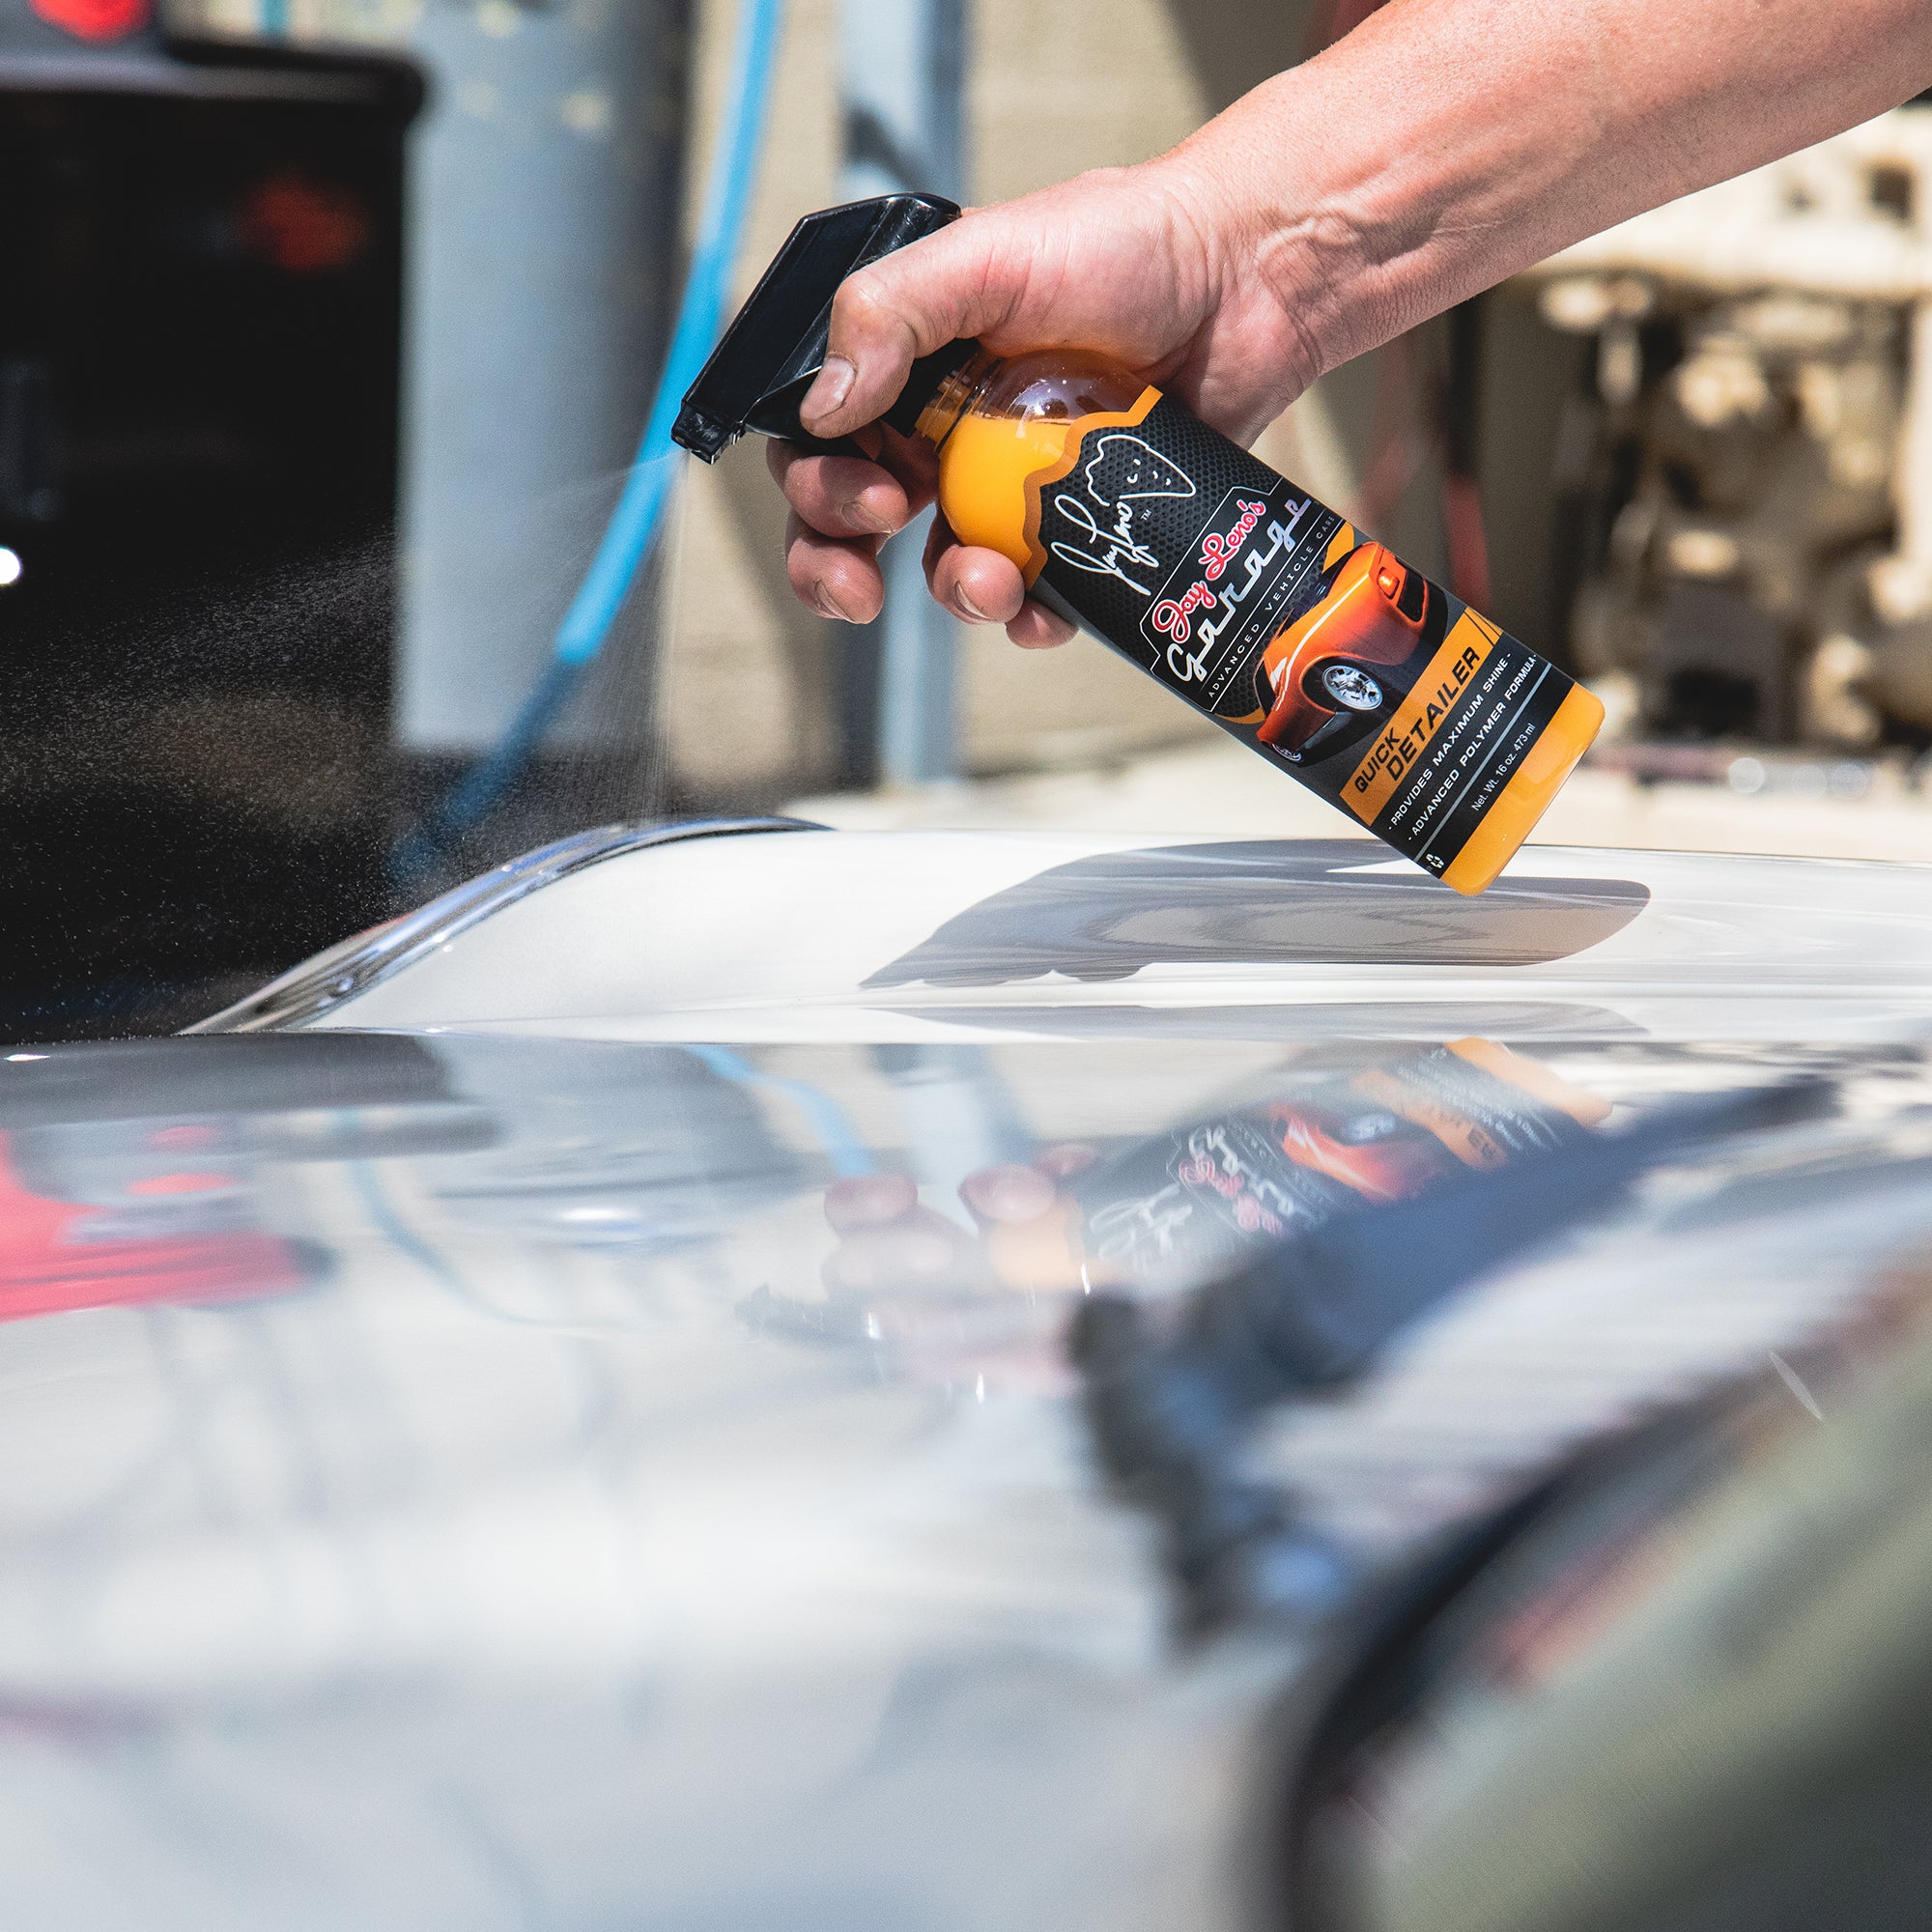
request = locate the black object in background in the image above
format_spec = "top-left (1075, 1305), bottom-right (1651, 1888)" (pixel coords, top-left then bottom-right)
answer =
top-left (0, 23), bottom-right (419, 1041)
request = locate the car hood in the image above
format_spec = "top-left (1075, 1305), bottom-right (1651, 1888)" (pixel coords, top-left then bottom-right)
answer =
top-left (199, 829), bottom-right (1932, 1044)
top-left (3, 1012), bottom-right (1932, 1928)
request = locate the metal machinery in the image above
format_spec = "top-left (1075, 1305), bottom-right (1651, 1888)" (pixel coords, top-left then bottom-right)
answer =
top-left (1521, 105), bottom-right (1932, 753)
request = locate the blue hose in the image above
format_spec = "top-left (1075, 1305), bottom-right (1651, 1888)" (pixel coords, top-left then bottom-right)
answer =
top-left (687, 1046), bottom-right (877, 1179)
top-left (394, 0), bottom-right (788, 887)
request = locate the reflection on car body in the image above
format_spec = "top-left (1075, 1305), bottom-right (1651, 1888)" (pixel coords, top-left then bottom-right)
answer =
top-left (1287, 1280), bottom-right (1932, 1932)
top-left (0, 824), bottom-right (1929, 1927)
top-left (862, 843), bottom-right (1651, 986)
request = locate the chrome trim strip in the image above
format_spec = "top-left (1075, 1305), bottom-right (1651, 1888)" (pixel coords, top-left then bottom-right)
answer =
top-left (186, 817), bottom-right (826, 1035)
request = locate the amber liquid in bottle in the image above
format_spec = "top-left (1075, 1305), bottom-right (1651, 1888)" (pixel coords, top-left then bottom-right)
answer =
top-left (912, 348), bottom-right (1603, 895)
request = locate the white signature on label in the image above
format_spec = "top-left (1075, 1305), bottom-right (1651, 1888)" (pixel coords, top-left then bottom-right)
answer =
top-left (1046, 433), bottom-right (1198, 598)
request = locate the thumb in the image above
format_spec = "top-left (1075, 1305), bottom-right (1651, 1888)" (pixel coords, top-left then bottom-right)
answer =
top-left (799, 213), bottom-right (1018, 439)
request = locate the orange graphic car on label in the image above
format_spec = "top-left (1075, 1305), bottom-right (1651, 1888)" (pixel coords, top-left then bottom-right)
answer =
top-left (1256, 542), bottom-right (1430, 754)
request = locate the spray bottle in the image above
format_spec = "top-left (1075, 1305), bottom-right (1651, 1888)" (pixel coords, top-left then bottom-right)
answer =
top-left (673, 195), bottom-right (1603, 894)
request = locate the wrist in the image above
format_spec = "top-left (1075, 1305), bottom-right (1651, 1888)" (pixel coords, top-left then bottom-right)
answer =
top-left (1171, 42), bottom-right (1552, 383)
top-left (1162, 69), bottom-right (1396, 391)
top-left (1143, 132), bottom-right (1329, 407)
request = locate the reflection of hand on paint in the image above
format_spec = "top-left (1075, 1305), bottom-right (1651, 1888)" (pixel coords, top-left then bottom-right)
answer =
top-left (822, 1146), bottom-right (1097, 1298)
top-left (822, 1043), bottom-right (1611, 1308)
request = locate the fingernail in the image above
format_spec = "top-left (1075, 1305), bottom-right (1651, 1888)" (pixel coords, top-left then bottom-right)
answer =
top-left (961, 1164), bottom-right (1055, 1224)
top-left (852, 498), bottom-right (895, 537)
top-left (803, 355), bottom-right (856, 425)
top-left (955, 587), bottom-right (991, 622)
top-left (824, 1172), bottom-right (918, 1232)
top-left (1036, 1144), bottom-right (1098, 1180)
top-left (813, 583), bottom-right (854, 622)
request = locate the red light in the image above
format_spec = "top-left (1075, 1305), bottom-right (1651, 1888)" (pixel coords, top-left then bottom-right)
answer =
top-left (30, 0), bottom-right (150, 40)
top-left (237, 174), bottom-right (371, 276)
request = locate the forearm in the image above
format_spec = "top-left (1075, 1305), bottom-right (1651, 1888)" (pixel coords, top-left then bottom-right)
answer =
top-left (1177, 0), bottom-right (1932, 376)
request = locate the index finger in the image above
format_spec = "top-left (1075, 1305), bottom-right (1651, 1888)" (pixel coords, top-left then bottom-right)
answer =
top-left (768, 440), bottom-right (915, 541)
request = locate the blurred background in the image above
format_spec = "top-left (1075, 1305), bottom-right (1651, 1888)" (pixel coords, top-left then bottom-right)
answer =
top-left (4, 0), bottom-right (1931, 1041)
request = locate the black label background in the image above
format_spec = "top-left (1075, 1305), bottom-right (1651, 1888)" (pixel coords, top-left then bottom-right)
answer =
top-left (1066, 1048), bottom-right (1593, 1288)
top-left (1370, 639), bottom-right (1571, 874)
top-left (1029, 392), bottom-right (1578, 875)
top-left (1034, 396), bottom-right (1341, 721)
top-left (1135, 487), bottom-right (1329, 713)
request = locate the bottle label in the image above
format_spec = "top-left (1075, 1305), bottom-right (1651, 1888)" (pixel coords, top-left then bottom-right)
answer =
top-left (1029, 393), bottom-right (1587, 883)
top-left (1065, 1038), bottom-right (1607, 1293)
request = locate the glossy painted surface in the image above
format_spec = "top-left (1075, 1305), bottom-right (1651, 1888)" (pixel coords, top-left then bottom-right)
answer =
top-left (1300, 1274), bottom-right (1932, 1932)
top-left (199, 828), bottom-right (1932, 1046)
top-left (6, 827), bottom-right (1932, 1926)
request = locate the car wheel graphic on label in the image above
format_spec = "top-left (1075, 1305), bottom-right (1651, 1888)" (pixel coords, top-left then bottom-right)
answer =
top-left (1319, 663), bottom-right (1385, 712)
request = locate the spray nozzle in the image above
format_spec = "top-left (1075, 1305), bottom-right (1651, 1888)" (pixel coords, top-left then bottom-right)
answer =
top-left (673, 193), bottom-right (974, 463)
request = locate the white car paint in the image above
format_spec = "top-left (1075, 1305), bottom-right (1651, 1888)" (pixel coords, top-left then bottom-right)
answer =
top-left (272, 830), bottom-right (1932, 1044)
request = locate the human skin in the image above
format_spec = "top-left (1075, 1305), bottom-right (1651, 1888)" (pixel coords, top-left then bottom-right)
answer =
top-left (822, 1149), bottom-right (1094, 1293)
top-left (771, 0), bottom-right (1932, 647)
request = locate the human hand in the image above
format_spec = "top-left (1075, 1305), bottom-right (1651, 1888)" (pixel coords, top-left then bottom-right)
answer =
top-left (771, 155), bottom-right (1317, 648)
top-left (776, 0), bottom-right (1932, 648)
top-left (821, 1147), bottom-right (1097, 1297)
